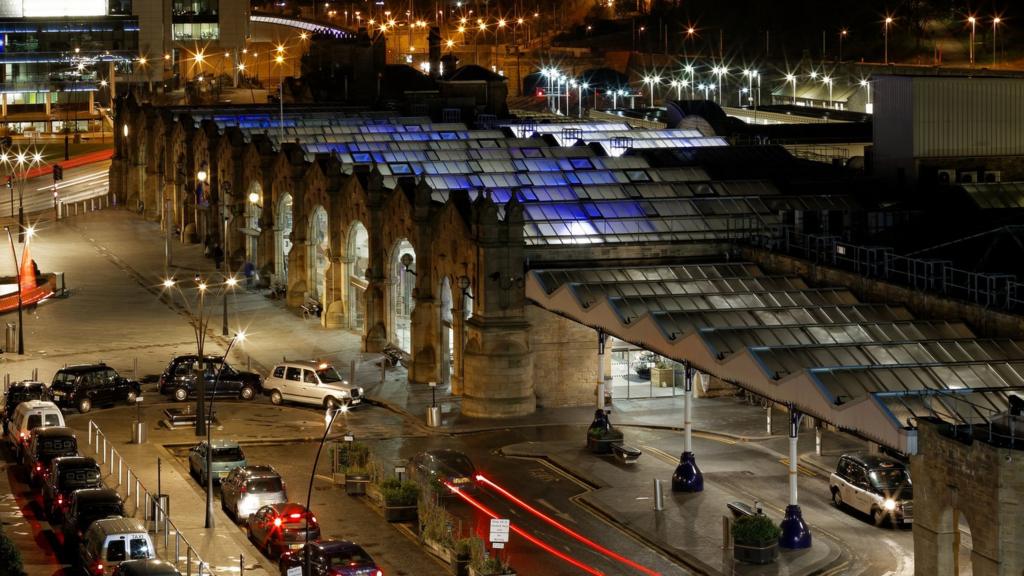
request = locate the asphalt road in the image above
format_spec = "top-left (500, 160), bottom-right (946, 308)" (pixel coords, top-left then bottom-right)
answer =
top-left (0, 160), bottom-right (111, 219)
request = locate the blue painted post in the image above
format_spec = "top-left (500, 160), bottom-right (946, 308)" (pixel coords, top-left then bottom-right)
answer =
top-left (672, 363), bottom-right (703, 492)
top-left (779, 405), bottom-right (812, 548)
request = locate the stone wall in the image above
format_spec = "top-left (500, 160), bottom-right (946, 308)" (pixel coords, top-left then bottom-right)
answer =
top-left (911, 420), bottom-right (1024, 576)
top-left (527, 304), bottom-right (604, 408)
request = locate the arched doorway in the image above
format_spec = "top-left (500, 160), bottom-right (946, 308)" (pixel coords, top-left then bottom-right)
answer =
top-left (390, 240), bottom-right (415, 352)
top-left (275, 193), bottom-right (293, 284)
top-left (244, 181), bottom-right (262, 267)
top-left (308, 206), bottom-right (329, 305)
top-left (347, 222), bottom-right (369, 331)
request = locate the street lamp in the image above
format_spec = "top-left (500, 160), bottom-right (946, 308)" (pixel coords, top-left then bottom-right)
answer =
top-left (822, 75), bottom-right (833, 108)
top-left (305, 402), bottom-right (347, 576)
top-left (786, 73), bottom-right (797, 105)
top-left (578, 82), bottom-right (588, 118)
top-left (839, 29), bottom-right (847, 62)
top-left (204, 330), bottom-right (246, 529)
top-left (3, 224), bottom-right (30, 354)
top-left (860, 79), bottom-right (872, 113)
top-left (993, 17), bottom-right (1001, 67)
top-left (968, 16), bottom-right (977, 65)
top-left (884, 16), bottom-right (893, 63)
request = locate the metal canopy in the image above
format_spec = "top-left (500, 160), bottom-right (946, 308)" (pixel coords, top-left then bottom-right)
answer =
top-left (528, 263), bottom-right (1022, 454)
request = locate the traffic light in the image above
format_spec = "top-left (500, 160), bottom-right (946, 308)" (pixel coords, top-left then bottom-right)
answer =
top-left (6, 176), bottom-right (11, 189)
top-left (53, 165), bottom-right (63, 181)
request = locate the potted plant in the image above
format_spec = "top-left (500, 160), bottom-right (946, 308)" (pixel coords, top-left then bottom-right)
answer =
top-left (651, 359), bottom-right (675, 387)
top-left (451, 537), bottom-right (474, 576)
top-left (469, 541), bottom-right (514, 576)
top-left (732, 514), bottom-right (780, 565)
top-left (382, 478), bottom-right (420, 522)
top-left (419, 496), bottom-right (455, 563)
top-left (342, 443), bottom-right (371, 496)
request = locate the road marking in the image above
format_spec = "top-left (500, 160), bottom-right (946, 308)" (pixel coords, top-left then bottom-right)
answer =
top-left (642, 445), bottom-right (680, 466)
top-left (528, 467), bottom-right (561, 483)
top-left (692, 431), bottom-right (737, 445)
top-left (778, 458), bottom-right (817, 478)
top-left (536, 498), bottom-right (576, 524)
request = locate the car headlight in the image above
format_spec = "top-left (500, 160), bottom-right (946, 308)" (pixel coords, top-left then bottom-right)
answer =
top-left (883, 498), bottom-right (896, 511)
top-left (339, 390), bottom-right (349, 397)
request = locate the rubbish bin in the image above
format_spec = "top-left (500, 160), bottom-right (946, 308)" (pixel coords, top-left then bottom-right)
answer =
top-left (132, 419), bottom-right (147, 444)
top-left (4, 322), bottom-right (15, 352)
top-left (426, 406), bottom-right (442, 427)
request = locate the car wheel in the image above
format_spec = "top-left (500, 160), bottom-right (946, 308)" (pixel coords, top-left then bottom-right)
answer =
top-left (126, 390), bottom-right (138, 404)
top-left (173, 388), bottom-right (189, 402)
top-left (77, 398), bottom-right (91, 414)
top-left (872, 507), bottom-right (887, 527)
top-left (239, 385), bottom-right (255, 401)
top-left (831, 488), bottom-right (843, 509)
top-left (324, 396), bottom-right (338, 411)
top-left (269, 390), bottom-right (283, 405)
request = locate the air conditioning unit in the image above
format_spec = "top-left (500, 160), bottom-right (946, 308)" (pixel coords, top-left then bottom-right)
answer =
top-left (984, 171), bottom-right (1002, 183)
top-left (936, 169), bottom-right (956, 184)
top-left (958, 171), bottom-right (978, 184)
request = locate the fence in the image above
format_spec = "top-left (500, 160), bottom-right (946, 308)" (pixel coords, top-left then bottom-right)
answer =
top-left (86, 421), bottom-right (217, 576)
top-left (751, 226), bottom-right (1024, 314)
top-left (59, 193), bottom-right (118, 219)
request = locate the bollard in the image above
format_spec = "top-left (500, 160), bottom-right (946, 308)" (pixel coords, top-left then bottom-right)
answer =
top-left (32, 367), bottom-right (37, 380)
top-left (723, 515), bottom-right (733, 548)
top-left (186, 548), bottom-right (192, 576)
top-left (653, 478), bottom-right (664, 511)
top-left (240, 553), bottom-right (244, 576)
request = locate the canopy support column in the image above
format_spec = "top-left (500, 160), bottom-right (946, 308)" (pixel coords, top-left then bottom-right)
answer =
top-left (779, 404), bottom-right (812, 549)
top-left (672, 363), bottom-right (703, 492)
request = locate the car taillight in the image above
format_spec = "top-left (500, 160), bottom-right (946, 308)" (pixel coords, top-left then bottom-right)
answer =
top-left (57, 495), bottom-right (63, 505)
top-left (19, 431), bottom-right (27, 439)
top-left (375, 570), bottom-right (383, 576)
top-left (273, 517), bottom-right (282, 527)
top-left (92, 562), bottom-right (104, 575)
top-left (239, 485), bottom-right (246, 494)
top-left (35, 464), bottom-right (42, 472)
top-left (288, 513), bottom-right (302, 519)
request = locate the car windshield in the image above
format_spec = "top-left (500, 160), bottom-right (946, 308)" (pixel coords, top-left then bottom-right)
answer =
top-left (869, 467), bottom-right (911, 490)
top-left (9, 387), bottom-right (45, 404)
top-left (435, 453), bottom-right (475, 475)
top-left (61, 466), bottom-right (101, 488)
top-left (315, 366), bottom-right (343, 383)
top-left (82, 502), bottom-right (123, 525)
top-left (328, 547), bottom-right (372, 566)
top-left (213, 447), bottom-right (244, 462)
top-left (27, 414), bottom-right (61, 429)
top-left (247, 477), bottom-right (283, 493)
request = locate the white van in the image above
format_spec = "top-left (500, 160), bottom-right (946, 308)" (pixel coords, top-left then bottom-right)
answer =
top-left (9, 400), bottom-right (65, 460)
top-left (79, 518), bottom-right (155, 576)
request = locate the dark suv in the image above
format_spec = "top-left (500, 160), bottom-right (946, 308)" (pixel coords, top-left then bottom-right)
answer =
top-left (159, 355), bottom-right (262, 402)
top-left (50, 364), bottom-right (141, 414)
top-left (43, 456), bottom-right (102, 522)
top-left (61, 487), bottom-right (124, 548)
top-left (1, 381), bottom-right (49, 432)
top-left (25, 427), bottom-right (78, 486)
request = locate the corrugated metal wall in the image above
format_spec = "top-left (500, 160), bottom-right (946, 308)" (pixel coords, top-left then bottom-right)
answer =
top-left (873, 76), bottom-right (914, 182)
top-left (913, 77), bottom-right (1024, 157)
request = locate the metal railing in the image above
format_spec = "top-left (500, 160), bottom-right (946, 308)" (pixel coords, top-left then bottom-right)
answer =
top-left (87, 421), bottom-right (216, 576)
top-left (750, 226), bottom-right (1024, 313)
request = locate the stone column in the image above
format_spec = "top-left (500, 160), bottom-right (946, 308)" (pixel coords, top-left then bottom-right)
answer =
top-left (323, 255), bottom-right (346, 328)
top-left (407, 178), bottom-right (440, 385)
top-left (286, 239), bottom-right (308, 307)
top-left (362, 167), bottom-right (388, 353)
top-left (451, 296), bottom-right (465, 395)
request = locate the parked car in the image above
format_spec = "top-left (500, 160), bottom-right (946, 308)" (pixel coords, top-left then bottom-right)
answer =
top-left (188, 440), bottom-right (247, 485)
top-left (79, 517), bottom-right (155, 576)
top-left (159, 355), bottom-right (262, 402)
top-left (263, 361), bottom-right (363, 410)
top-left (247, 503), bottom-right (320, 558)
top-left (8, 400), bottom-right (65, 461)
top-left (220, 465), bottom-right (287, 521)
top-left (50, 364), bottom-right (141, 414)
top-left (112, 559), bottom-right (182, 576)
top-left (408, 449), bottom-right (477, 492)
top-left (1, 380), bottom-right (49, 432)
top-left (279, 540), bottom-right (382, 576)
top-left (61, 488), bottom-right (125, 548)
top-left (25, 426), bottom-right (78, 486)
top-left (830, 453), bottom-right (913, 527)
top-left (43, 456), bottom-right (102, 522)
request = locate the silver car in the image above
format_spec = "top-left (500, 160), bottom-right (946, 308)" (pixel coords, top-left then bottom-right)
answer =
top-left (220, 465), bottom-right (287, 522)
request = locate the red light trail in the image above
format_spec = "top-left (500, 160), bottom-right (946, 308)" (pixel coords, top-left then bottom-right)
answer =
top-left (475, 474), bottom-right (662, 576)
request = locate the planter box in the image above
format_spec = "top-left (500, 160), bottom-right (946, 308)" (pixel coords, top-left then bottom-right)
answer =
top-left (366, 483), bottom-right (383, 505)
top-left (450, 557), bottom-right (470, 576)
top-left (734, 542), bottom-right (778, 565)
top-left (345, 475), bottom-right (370, 496)
top-left (422, 538), bottom-right (454, 564)
top-left (383, 504), bottom-right (418, 523)
top-left (468, 567), bottom-right (515, 576)
top-left (651, 367), bottom-right (674, 388)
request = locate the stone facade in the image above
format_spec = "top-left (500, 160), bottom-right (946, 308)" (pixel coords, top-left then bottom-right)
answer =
top-left (527, 304), bottom-right (602, 407)
top-left (911, 420), bottom-right (1024, 576)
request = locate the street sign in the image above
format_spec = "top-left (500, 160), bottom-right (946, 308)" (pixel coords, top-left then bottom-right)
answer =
top-left (343, 434), bottom-right (354, 442)
top-left (488, 518), bottom-right (510, 543)
top-left (286, 567), bottom-right (302, 576)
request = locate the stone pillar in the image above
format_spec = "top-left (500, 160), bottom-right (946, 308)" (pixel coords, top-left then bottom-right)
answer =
top-left (144, 168), bottom-right (161, 220)
top-left (286, 239), bottom-right (308, 307)
top-left (462, 315), bottom-right (535, 417)
top-left (913, 523), bottom-right (957, 576)
top-left (362, 167), bottom-right (388, 352)
top-left (323, 255), bottom-right (346, 328)
top-left (408, 178), bottom-right (440, 385)
top-left (451, 297), bottom-right (465, 395)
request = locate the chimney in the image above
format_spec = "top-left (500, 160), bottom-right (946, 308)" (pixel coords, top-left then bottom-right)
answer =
top-left (428, 26), bottom-right (441, 79)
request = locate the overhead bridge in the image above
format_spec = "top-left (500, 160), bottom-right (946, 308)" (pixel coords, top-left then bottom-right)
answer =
top-left (526, 263), bottom-right (1024, 454)
top-left (250, 15), bottom-right (353, 38)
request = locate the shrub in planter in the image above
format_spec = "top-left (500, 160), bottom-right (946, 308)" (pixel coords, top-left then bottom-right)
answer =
top-left (732, 514), bottom-right (780, 565)
top-left (343, 443), bottom-right (371, 495)
top-left (419, 495), bottom-right (455, 552)
top-left (469, 539), bottom-right (514, 576)
top-left (0, 524), bottom-right (26, 576)
top-left (382, 479), bottom-right (420, 522)
top-left (451, 537), bottom-right (474, 576)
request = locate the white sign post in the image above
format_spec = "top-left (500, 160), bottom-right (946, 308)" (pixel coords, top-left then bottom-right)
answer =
top-left (489, 518), bottom-right (510, 549)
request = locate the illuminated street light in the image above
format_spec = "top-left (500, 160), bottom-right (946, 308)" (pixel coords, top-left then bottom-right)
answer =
top-left (786, 73), bottom-right (797, 104)
top-left (884, 16), bottom-right (894, 63)
top-left (993, 17), bottom-right (1002, 67)
top-left (968, 16), bottom-right (977, 65)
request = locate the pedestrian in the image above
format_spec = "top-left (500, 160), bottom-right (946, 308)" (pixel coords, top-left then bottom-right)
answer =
top-left (213, 243), bottom-right (224, 269)
top-left (243, 261), bottom-right (255, 289)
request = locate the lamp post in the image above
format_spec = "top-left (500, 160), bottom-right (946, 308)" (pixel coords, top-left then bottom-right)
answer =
top-left (684, 65), bottom-right (694, 98)
top-left (196, 165), bottom-right (208, 249)
top-left (823, 75), bottom-right (833, 108)
top-left (839, 29), bottom-right (847, 62)
top-left (884, 17), bottom-right (893, 63)
top-left (860, 79), bottom-right (872, 113)
top-left (968, 16), bottom-right (976, 65)
top-left (786, 73), bottom-right (797, 105)
top-left (305, 403), bottom-right (347, 576)
top-left (204, 331), bottom-right (246, 529)
top-left (993, 17), bottom-right (1001, 67)
top-left (578, 82), bottom-right (587, 118)
top-left (3, 225), bottom-right (29, 355)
